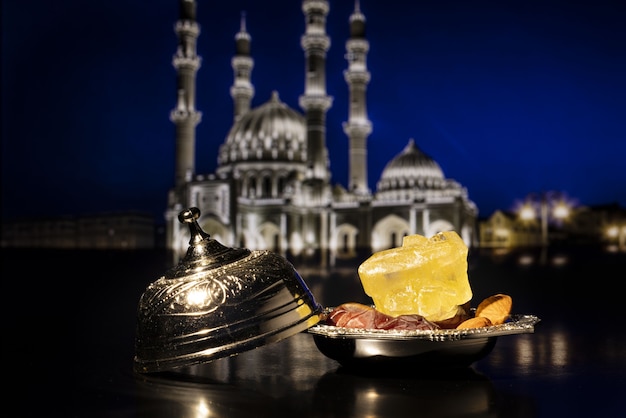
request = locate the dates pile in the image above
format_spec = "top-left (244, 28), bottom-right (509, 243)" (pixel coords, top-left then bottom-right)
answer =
top-left (324, 302), bottom-right (439, 331)
top-left (324, 293), bottom-right (513, 331)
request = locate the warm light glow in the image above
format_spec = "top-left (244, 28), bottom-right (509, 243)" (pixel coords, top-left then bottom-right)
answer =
top-left (494, 227), bottom-right (510, 241)
top-left (551, 254), bottom-right (568, 266)
top-left (605, 225), bottom-right (626, 252)
top-left (550, 330), bottom-right (568, 367)
top-left (290, 232), bottom-right (304, 255)
top-left (552, 201), bottom-right (570, 220)
top-left (519, 203), bottom-right (536, 221)
top-left (193, 398), bottom-right (211, 418)
top-left (514, 335), bottom-right (535, 372)
top-left (518, 192), bottom-right (574, 224)
top-left (187, 288), bottom-right (209, 306)
top-left (518, 254), bottom-right (534, 266)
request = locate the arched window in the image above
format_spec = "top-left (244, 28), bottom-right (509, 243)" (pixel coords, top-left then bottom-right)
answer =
top-left (262, 175), bottom-right (272, 198)
top-left (249, 177), bottom-right (257, 198)
top-left (278, 176), bottom-right (286, 195)
top-left (391, 232), bottom-right (399, 249)
top-left (273, 234), bottom-right (280, 252)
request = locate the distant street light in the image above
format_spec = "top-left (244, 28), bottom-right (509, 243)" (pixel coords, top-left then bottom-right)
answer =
top-left (606, 224), bottom-right (626, 251)
top-left (518, 191), bottom-right (572, 246)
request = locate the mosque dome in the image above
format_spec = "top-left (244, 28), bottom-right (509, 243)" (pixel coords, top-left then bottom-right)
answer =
top-left (377, 138), bottom-right (446, 192)
top-left (218, 91), bottom-right (307, 166)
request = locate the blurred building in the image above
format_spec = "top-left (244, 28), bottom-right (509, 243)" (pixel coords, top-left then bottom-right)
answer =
top-left (568, 203), bottom-right (626, 247)
top-left (166, 0), bottom-right (478, 258)
top-left (479, 202), bottom-right (626, 249)
top-left (1, 212), bottom-right (156, 249)
top-left (478, 210), bottom-right (533, 248)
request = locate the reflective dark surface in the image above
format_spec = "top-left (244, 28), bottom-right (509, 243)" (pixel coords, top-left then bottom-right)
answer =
top-left (6, 245), bottom-right (626, 417)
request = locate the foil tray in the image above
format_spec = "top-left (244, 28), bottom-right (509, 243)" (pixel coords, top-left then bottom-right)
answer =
top-left (307, 311), bottom-right (540, 370)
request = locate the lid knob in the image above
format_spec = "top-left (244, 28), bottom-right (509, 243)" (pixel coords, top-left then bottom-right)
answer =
top-left (178, 206), bottom-right (210, 245)
top-left (165, 207), bottom-right (250, 279)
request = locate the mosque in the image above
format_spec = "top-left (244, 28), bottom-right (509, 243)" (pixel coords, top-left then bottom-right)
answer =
top-left (165, 0), bottom-right (478, 259)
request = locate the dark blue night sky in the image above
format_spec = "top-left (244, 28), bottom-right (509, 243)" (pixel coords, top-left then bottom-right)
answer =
top-left (2, 0), bottom-right (625, 223)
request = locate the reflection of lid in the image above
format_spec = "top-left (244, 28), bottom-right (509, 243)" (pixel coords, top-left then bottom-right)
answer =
top-left (134, 207), bottom-right (321, 373)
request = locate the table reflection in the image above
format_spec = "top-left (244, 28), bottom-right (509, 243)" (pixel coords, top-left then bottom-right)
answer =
top-left (135, 373), bottom-right (277, 418)
top-left (312, 368), bottom-right (497, 418)
top-left (133, 332), bottom-right (499, 418)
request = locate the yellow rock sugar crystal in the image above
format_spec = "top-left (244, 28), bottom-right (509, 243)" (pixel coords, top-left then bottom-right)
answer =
top-left (358, 231), bottom-right (472, 322)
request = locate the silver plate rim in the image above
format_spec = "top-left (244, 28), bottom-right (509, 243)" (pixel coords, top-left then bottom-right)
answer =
top-left (307, 312), bottom-right (540, 342)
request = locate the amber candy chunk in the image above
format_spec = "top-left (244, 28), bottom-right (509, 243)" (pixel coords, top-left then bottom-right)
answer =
top-left (358, 231), bottom-right (472, 322)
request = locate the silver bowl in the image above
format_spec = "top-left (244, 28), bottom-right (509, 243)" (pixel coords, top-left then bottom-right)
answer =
top-left (308, 309), bottom-right (540, 369)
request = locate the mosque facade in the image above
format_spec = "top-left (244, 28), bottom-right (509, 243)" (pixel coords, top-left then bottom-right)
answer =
top-left (165, 0), bottom-right (478, 259)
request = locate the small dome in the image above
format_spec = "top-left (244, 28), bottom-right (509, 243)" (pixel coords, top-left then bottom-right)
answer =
top-left (377, 139), bottom-right (446, 192)
top-left (218, 91), bottom-right (307, 166)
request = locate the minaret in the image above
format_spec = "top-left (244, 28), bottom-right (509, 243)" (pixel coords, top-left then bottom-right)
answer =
top-left (299, 0), bottom-right (333, 182)
top-left (230, 12), bottom-right (254, 122)
top-left (343, 0), bottom-right (372, 196)
top-left (170, 0), bottom-right (202, 187)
